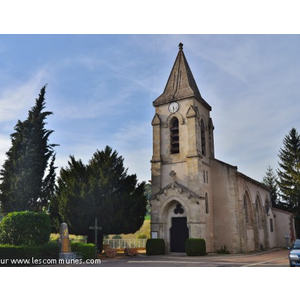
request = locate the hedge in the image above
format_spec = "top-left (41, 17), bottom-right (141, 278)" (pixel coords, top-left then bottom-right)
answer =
top-left (146, 239), bottom-right (165, 255)
top-left (0, 242), bottom-right (96, 266)
top-left (71, 242), bottom-right (96, 260)
top-left (0, 242), bottom-right (59, 266)
top-left (0, 211), bottom-right (51, 246)
top-left (185, 238), bottom-right (206, 256)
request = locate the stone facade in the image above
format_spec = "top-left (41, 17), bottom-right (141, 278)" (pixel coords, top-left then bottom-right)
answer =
top-left (150, 44), bottom-right (294, 253)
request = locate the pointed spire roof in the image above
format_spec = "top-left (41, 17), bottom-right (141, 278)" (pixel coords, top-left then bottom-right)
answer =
top-left (153, 43), bottom-right (211, 110)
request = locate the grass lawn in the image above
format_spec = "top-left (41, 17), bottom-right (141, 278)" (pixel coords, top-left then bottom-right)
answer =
top-left (116, 219), bottom-right (150, 240)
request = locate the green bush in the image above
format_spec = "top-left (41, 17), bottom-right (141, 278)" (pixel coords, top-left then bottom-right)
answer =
top-left (0, 211), bottom-right (51, 246)
top-left (185, 238), bottom-right (206, 256)
top-left (146, 239), bottom-right (165, 255)
top-left (137, 233), bottom-right (148, 239)
top-left (71, 242), bottom-right (96, 260)
top-left (111, 235), bottom-right (122, 239)
top-left (0, 244), bottom-right (31, 260)
top-left (38, 242), bottom-right (59, 259)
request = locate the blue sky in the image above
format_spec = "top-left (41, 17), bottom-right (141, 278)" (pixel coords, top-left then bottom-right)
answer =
top-left (1, 34), bottom-right (300, 184)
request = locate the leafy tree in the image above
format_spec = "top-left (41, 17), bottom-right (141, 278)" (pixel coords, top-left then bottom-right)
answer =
top-left (0, 86), bottom-right (57, 213)
top-left (50, 146), bottom-right (147, 249)
top-left (277, 128), bottom-right (300, 237)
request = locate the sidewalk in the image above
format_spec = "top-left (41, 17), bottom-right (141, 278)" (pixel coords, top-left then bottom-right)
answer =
top-left (100, 247), bottom-right (286, 259)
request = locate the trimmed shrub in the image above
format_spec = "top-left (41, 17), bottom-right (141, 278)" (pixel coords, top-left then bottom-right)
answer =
top-left (146, 239), bottom-right (165, 255)
top-left (0, 244), bottom-right (31, 260)
top-left (71, 242), bottom-right (96, 260)
top-left (185, 238), bottom-right (206, 256)
top-left (38, 242), bottom-right (59, 259)
top-left (0, 211), bottom-right (52, 246)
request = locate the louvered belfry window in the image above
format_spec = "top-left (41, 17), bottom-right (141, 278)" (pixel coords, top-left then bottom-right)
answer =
top-left (170, 117), bottom-right (180, 154)
top-left (201, 119), bottom-right (206, 156)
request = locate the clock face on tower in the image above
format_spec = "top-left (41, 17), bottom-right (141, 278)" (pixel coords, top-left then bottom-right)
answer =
top-left (168, 101), bottom-right (179, 113)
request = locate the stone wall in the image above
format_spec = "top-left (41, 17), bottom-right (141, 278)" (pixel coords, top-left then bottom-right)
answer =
top-left (273, 208), bottom-right (295, 248)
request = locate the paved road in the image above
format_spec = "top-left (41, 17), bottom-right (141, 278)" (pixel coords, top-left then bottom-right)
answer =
top-left (84, 248), bottom-right (290, 267)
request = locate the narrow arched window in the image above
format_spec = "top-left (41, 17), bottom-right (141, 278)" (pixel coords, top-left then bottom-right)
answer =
top-left (201, 119), bottom-right (206, 156)
top-left (256, 197), bottom-right (263, 227)
top-left (265, 198), bottom-right (270, 214)
top-left (255, 197), bottom-right (260, 226)
top-left (205, 193), bottom-right (209, 214)
top-left (269, 219), bottom-right (274, 232)
top-left (170, 117), bottom-right (180, 154)
top-left (244, 192), bottom-right (253, 226)
top-left (244, 195), bottom-right (249, 223)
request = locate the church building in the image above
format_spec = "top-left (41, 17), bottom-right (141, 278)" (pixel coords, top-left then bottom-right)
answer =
top-left (150, 43), bottom-right (295, 254)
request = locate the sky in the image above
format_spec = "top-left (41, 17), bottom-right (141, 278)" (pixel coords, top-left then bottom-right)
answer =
top-left (1, 34), bottom-right (300, 184)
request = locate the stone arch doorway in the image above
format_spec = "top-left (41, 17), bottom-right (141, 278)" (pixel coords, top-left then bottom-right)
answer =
top-left (159, 198), bottom-right (190, 253)
top-left (169, 203), bottom-right (189, 252)
top-left (170, 215), bottom-right (189, 252)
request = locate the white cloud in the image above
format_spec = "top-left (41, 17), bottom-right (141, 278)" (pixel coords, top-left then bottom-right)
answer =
top-left (0, 69), bottom-right (50, 170)
top-left (0, 69), bottom-right (48, 122)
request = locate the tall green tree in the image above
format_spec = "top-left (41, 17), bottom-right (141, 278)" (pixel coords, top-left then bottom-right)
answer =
top-left (0, 85), bottom-right (57, 213)
top-left (50, 146), bottom-right (147, 248)
top-left (262, 165), bottom-right (279, 207)
top-left (277, 128), bottom-right (300, 237)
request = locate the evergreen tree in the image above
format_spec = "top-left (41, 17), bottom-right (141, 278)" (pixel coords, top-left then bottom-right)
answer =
top-left (50, 146), bottom-right (147, 250)
top-left (0, 86), bottom-right (57, 213)
top-left (50, 156), bottom-right (90, 234)
top-left (277, 128), bottom-right (300, 237)
top-left (262, 165), bottom-right (279, 207)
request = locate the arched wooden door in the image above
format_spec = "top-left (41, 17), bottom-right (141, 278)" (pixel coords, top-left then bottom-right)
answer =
top-left (170, 217), bottom-right (189, 252)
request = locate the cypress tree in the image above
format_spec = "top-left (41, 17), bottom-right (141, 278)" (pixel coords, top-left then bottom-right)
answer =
top-left (0, 85), bottom-right (57, 213)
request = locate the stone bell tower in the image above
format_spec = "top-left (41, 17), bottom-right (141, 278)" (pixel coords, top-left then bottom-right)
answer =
top-left (150, 43), bottom-right (215, 253)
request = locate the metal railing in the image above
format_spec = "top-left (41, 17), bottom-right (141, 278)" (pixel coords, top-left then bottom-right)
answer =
top-left (103, 239), bottom-right (147, 249)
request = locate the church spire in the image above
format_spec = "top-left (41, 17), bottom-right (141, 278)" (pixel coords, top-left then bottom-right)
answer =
top-left (153, 43), bottom-right (211, 110)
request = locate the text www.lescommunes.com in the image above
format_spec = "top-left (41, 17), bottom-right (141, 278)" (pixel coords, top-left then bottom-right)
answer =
top-left (0, 257), bottom-right (102, 265)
